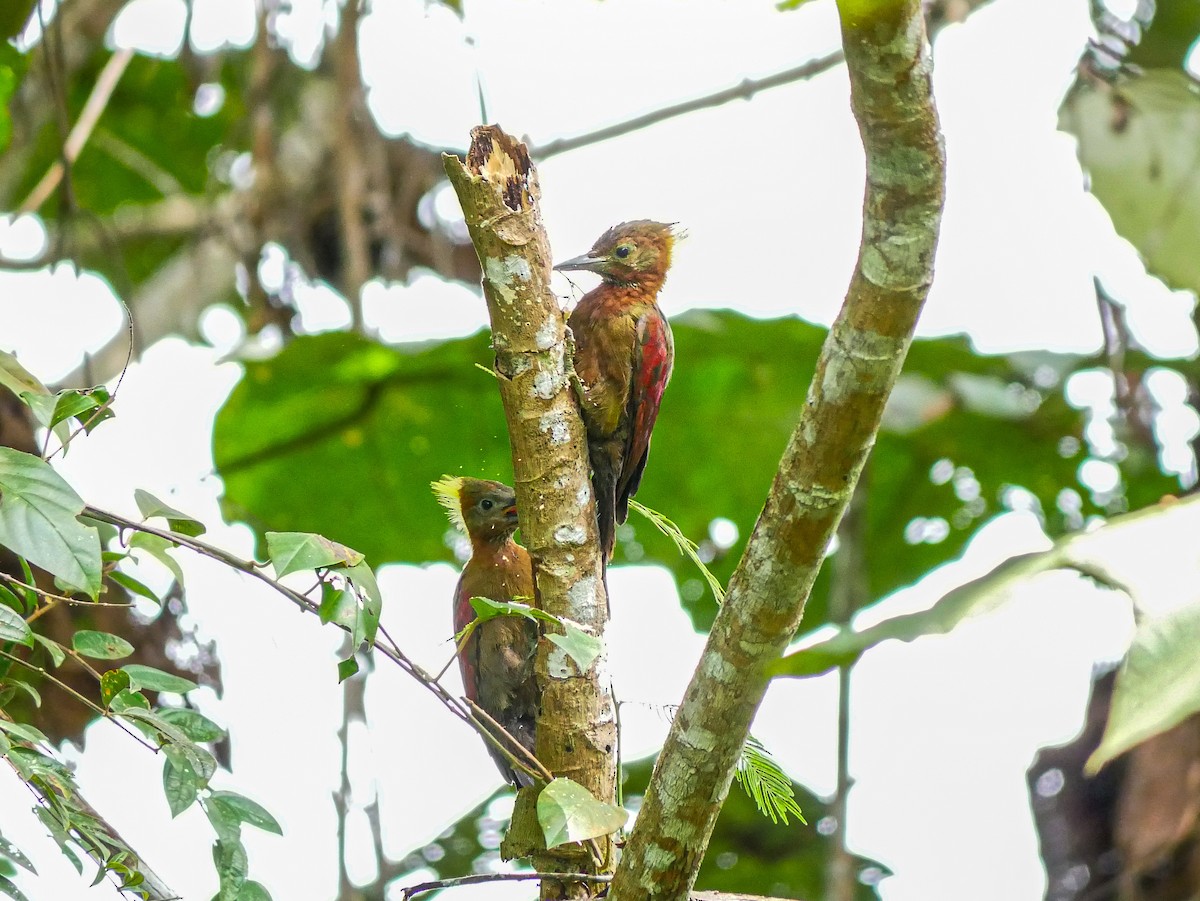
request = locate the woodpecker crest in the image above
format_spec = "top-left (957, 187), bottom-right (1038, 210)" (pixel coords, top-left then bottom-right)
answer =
top-left (431, 475), bottom-right (468, 534)
top-left (432, 476), bottom-right (519, 543)
top-left (556, 220), bottom-right (684, 290)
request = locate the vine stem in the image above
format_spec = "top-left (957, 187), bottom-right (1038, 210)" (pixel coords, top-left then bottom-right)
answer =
top-left (81, 505), bottom-right (547, 785)
top-left (0, 648), bottom-right (157, 751)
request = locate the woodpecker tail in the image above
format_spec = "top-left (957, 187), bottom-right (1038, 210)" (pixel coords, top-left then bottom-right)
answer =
top-left (591, 444), bottom-right (620, 562)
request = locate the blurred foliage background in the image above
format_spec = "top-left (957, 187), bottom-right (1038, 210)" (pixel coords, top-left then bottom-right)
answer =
top-left (2, 0), bottom-right (1200, 899)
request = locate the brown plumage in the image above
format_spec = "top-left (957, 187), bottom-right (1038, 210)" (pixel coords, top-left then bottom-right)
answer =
top-left (433, 476), bottom-right (538, 786)
top-left (556, 220), bottom-right (678, 560)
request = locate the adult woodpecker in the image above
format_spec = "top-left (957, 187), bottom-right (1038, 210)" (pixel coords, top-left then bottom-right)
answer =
top-left (556, 220), bottom-right (678, 560)
top-left (433, 476), bottom-right (538, 786)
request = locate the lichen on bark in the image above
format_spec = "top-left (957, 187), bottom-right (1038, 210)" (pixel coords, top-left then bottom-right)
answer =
top-left (607, 1), bottom-right (945, 898)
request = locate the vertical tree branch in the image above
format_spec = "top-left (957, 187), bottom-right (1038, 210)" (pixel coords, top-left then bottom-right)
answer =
top-left (332, 0), bottom-right (371, 330)
top-left (335, 658), bottom-right (357, 900)
top-left (609, 2), bottom-right (945, 898)
top-left (827, 477), bottom-right (868, 901)
top-left (442, 127), bottom-right (617, 896)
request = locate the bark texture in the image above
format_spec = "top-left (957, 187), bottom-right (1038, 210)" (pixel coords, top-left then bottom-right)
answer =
top-left (608, 2), bottom-right (945, 898)
top-left (443, 127), bottom-right (618, 895)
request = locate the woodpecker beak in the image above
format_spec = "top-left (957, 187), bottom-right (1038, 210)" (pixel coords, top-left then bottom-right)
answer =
top-left (503, 504), bottom-right (519, 524)
top-left (554, 252), bottom-right (605, 273)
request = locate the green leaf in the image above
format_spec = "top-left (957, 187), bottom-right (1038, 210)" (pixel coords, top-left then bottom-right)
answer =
top-left (108, 570), bottom-right (162, 605)
top-left (125, 712), bottom-right (217, 783)
top-left (212, 839), bottom-right (248, 901)
top-left (0, 448), bottom-right (102, 598)
top-left (205, 796), bottom-right (241, 844)
top-left (72, 630), bottom-right (135, 660)
top-left (337, 656), bottom-right (359, 683)
top-left (536, 778), bottom-right (627, 849)
top-left (1060, 69), bottom-right (1200, 296)
top-left (100, 670), bottom-right (132, 707)
top-left (0, 585), bottom-right (21, 614)
top-left (265, 532), bottom-right (363, 578)
top-left (318, 584), bottom-right (356, 628)
top-left (134, 489), bottom-right (207, 537)
top-left (0, 875), bottom-right (30, 901)
top-left (32, 635), bottom-right (65, 668)
top-left (162, 755), bottom-right (201, 818)
top-left (735, 735), bottom-right (806, 826)
top-left (14, 560), bottom-right (34, 612)
top-left (343, 561), bottom-right (380, 649)
top-left (15, 392), bottom-right (77, 457)
top-left (546, 623), bottom-right (603, 675)
top-left (49, 390), bottom-right (102, 429)
top-left (158, 708), bottom-right (225, 743)
top-left (120, 664), bottom-right (197, 694)
top-left (2, 679), bottom-right (38, 708)
top-left (465, 596), bottom-right (553, 631)
top-left (237, 882), bottom-right (271, 901)
top-left (0, 606), bottom-right (32, 648)
top-left (1087, 599), bottom-right (1200, 774)
top-left (0, 352), bottom-right (50, 402)
top-left (0, 721), bottom-right (47, 745)
top-left (128, 531), bottom-right (185, 587)
top-left (0, 832), bottom-right (35, 875)
top-left (208, 791), bottom-right (283, 836)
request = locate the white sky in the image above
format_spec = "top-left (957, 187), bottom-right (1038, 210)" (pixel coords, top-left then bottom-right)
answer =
top-left (0, 0), bottom-right (1195, 899)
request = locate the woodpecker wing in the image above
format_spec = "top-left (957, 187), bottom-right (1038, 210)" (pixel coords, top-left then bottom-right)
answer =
top-left (616, 304), bottom-right (674, 524)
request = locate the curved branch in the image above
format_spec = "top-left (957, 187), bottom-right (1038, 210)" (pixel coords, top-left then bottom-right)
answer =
top-left (609, 1), bottom-right (946, 897)
top-left (81, 505), bottom-right (544, 785)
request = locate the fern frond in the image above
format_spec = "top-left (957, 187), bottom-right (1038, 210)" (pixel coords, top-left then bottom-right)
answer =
top-left (628, 499), bottom-right (725, 603)
top-left (735, 734), bottom-right (806, 826)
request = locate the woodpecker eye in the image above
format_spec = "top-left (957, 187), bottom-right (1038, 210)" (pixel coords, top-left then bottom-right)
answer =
top-left (480, 499), bottom-right (494, 510)
top-left (614, 245), bottom-right (632, 259)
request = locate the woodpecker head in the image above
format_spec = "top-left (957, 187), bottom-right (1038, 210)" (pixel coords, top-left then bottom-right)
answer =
top-left (432, 476), bottom-right (520, 544)
top-left (555, 220), bottom-right (682, 290)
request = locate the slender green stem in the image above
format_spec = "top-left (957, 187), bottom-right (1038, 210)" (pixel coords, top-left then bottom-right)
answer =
top-left (83, 506), bottom-right (550, 788)
top-left (0, 648), bottom-right (156, 751)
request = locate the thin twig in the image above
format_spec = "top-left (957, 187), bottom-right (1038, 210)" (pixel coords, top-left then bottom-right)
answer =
top-left (20, 47), bottom-right (136, 213)
top-left (0, 649), bottom-right (156, 751)
top-left (398, 870), bottom-right (611, 900)
top-left (0, 573), bottom-right (132, 624)
top-left (82, 507), bottom-right (547, 787)
top-left (466, 699), bottom-right (552, 785)
top-left (529, 51), bottom-right (844, 160)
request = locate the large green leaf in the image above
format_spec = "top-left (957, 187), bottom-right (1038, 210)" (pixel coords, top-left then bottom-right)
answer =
top-left (1110, 2), bottom-right (1200, 72)
top-left (1088, 598), bottom-right (1200, 774)
top-left (536, 778), bottom-right (627, 848)
top-left (0, 448), bottom-right (101, 597)
top-left (778, 493), bottom-right (1200, 678)
top-left (6, 50), bottom-right (246, 286)
top-left (213, 313), bottom-right (1171, 633)
top-left (1060, 69), bottom-right (1200, 296)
